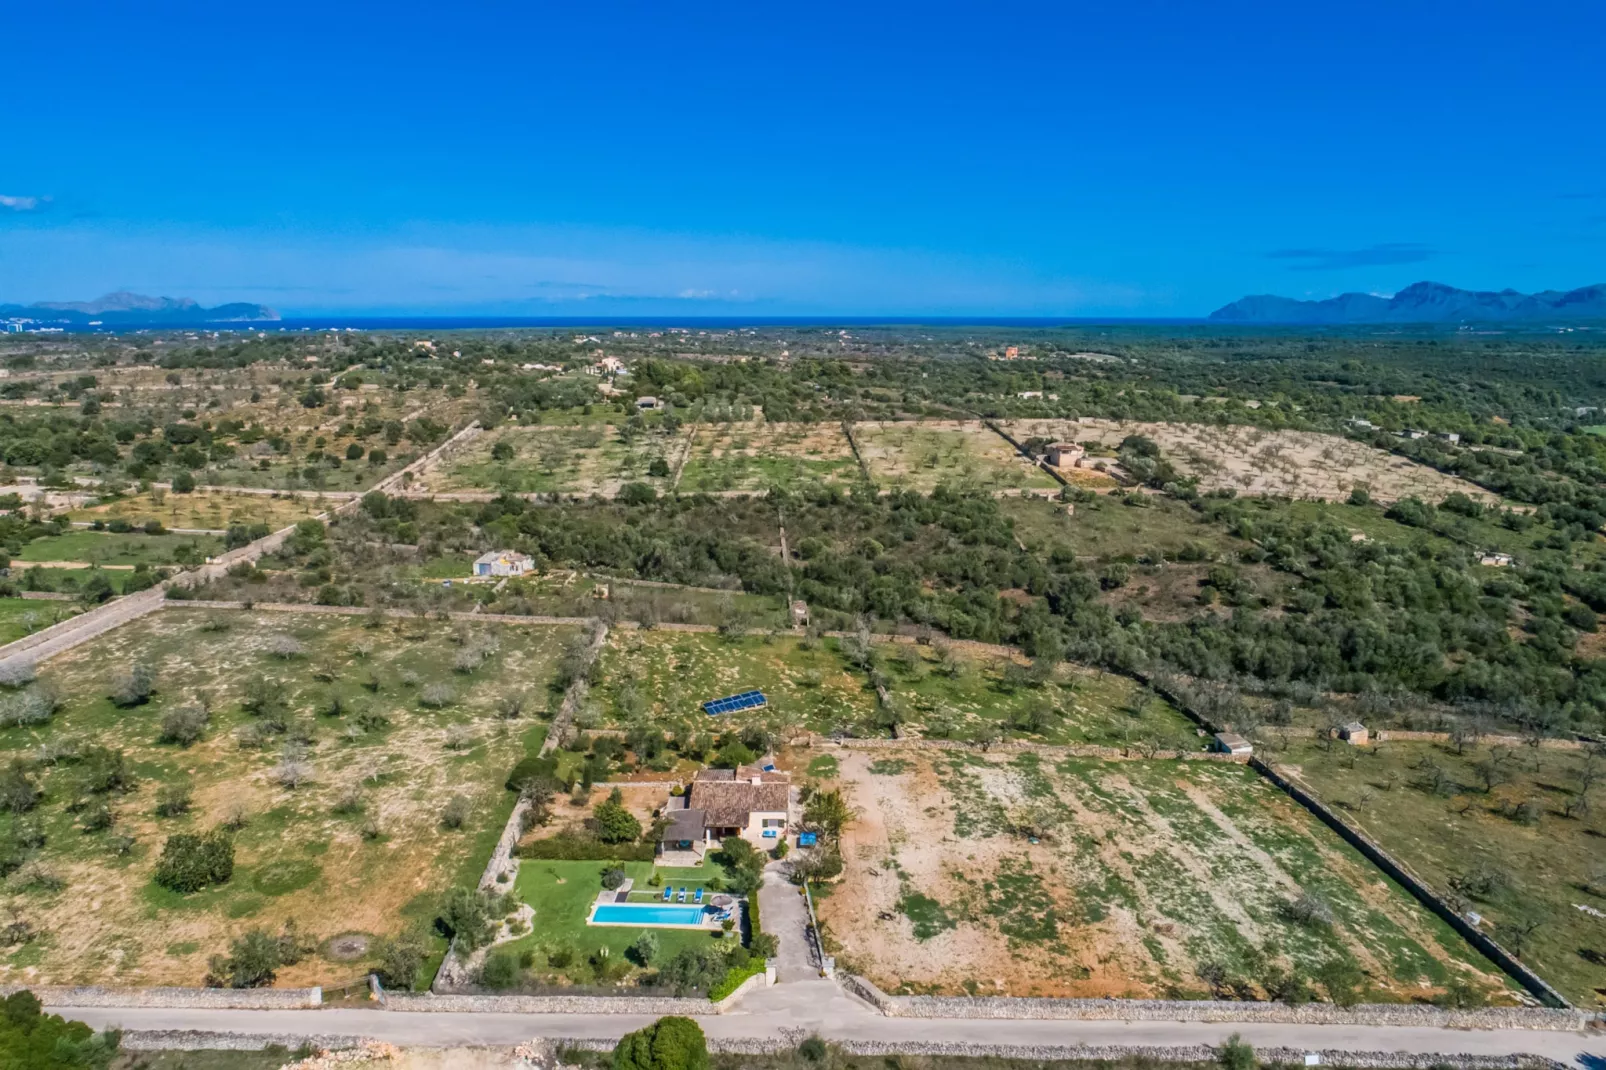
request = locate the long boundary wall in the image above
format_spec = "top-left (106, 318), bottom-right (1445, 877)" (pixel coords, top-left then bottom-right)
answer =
top-left (8, 985), bottom-right (322, 1009)
top-left (841, 974), bottom-right (1586, 1030)
top-left (113, 1031), bottom-right (1570, 1069)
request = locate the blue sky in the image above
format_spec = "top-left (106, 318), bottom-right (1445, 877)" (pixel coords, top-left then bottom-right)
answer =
top-left (2, 1), bottom-right (1602, 317)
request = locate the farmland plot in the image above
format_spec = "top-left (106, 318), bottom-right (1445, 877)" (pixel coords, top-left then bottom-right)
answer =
top-left (1006, 420), bottom-right (1492, 504)
top-left (0, 609), bottom-right (577, 988)
top-left (592, 631), bottom-right (875, 740)
top-left (818, 750), bottom-right (1512, 1002)
top-left (1272, 737), bottom-right (1606, 1006)
top-left (855, 421), bottom-right (1059, 493)
top-left (678, 422), bottom-right (859, 493)
top-left (422, 424), bottom-right (678, 496)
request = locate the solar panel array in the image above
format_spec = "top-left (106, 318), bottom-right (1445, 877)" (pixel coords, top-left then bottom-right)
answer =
top-left (702, 690), bottom-right (767, 716)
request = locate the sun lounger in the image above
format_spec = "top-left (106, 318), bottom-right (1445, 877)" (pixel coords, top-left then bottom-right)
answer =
top-left (662, 886), bottom-right (672, 901)
top-left (694, 887), bottom-right (704, 904)
top-left (676, 887), bottom-right (687, 902)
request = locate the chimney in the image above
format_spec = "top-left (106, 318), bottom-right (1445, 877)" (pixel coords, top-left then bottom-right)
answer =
top-left (750, 775), bottom-right (762, 786)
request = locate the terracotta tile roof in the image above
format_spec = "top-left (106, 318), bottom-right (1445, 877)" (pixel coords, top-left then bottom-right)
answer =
top-left (687, 777), bottom-right (789, 829)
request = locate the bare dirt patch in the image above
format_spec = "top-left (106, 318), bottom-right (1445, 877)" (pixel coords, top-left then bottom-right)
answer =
top-left (814, 748), bottom-right (1513, 1002)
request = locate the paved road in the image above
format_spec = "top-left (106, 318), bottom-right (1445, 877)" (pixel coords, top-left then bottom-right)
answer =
top-left (50, 986), bottom-right (1606, 1064)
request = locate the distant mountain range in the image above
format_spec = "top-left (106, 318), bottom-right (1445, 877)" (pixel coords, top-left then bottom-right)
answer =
top-left (1209, 281), bottom-right (1606, 324)
top-left (1, 291), bottom-right (279, 325)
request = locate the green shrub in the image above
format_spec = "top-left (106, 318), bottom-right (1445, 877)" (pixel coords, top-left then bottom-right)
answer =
top-left (505, 754), bottom-right (559, 792)
top-left (373, 931), bottom-right (427, 992)
top-left (108, 662), bottom-right (155, 707)
top-left (518, 834), bottom-right (653, 862)
top-left (627, 930), bottom-right (659, 966)
top-left (480, 950), bottom-right (520, 989)
top-left (207, 927), bottom-right (282, 988)
top-left (437, 886), bottom-right (510, 952)
top-left (611, 1015), bottom-right (707, 1070)
top-left (709, 958), bottom-right (765, 1002)
top-left (594, 800), bottom-right (641, 844)
top-left (0, 989), bottom-right (119, 1068)
top-left (1218, 1033), bottom-right (1256, 1070)
top-left (153, 830), bottom-right (234, 893)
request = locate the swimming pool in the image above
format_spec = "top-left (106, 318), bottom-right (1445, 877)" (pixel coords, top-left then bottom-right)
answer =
top-left (591, 902), bottom-right (709, 927)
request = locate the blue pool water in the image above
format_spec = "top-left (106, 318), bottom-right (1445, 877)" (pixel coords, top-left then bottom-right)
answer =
top-left (592, 903), bottom-right (708, 926)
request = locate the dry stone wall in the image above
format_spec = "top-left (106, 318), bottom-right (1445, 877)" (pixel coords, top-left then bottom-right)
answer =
top-left (842, 974), bottom-right (1587, 1030)
top-left (10, 984), bottom-right (322, 1009)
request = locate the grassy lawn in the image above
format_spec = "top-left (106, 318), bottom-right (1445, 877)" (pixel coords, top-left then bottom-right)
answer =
top-left (1268, 736), bottom-right (1606, 1005)
top-left (69, 490), bottom-right (330, 531)
top-left (594, 631), bottom-right (877, 738)
top-left (498, 859), bottom-right (739, 986)
top-left (0, 608), bottom-right (579, 988)
top-left (0, 597), bottom-right (80, 643)
top-left (17, 530), bottom-right (224, 566)
top-left (822, 749), bottom-right (1514, 1002)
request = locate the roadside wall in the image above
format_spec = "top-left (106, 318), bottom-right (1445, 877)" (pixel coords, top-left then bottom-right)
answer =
top-left (555, 1035), bottom-right (1565, 1070)
top-left (119, 1031), bottom-right (360, 1053)
top-left (115, 1031), bottom-right (1567, 1069)
top-left (17, 985), bottom-right (322, 1009)
top-left (842, 974), bottom-right (1586, 1030)
top-left (386, 991), bottom-right (713, 1015)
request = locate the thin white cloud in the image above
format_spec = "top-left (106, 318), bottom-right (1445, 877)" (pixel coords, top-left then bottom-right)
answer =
top-left (0, 195), bottom-right (41, 211)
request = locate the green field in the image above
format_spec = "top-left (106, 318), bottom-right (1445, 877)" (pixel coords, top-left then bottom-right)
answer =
top-left (678, 422), bottom-right (861, 493)
top-left (0, 597), bottom-right (80, 644)
top-left (0, 608), bottom-right (578, 989)
top-left (878, 642), bottom-right (1201, 749)
top-left (1269, 735), bottom-right (1606, 1004)
top-left (17, 530), bottom-right (224, 566)
top-left (594, 631), bottom-right (877, 738)
top-left (853, 421), bottom-right (1059, 493)
top-left (1000, 492), bottom-right (1240, 562)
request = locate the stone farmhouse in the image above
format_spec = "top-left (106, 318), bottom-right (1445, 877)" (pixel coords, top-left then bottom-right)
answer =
top-left (658, 766), bottom-right (791, 865)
